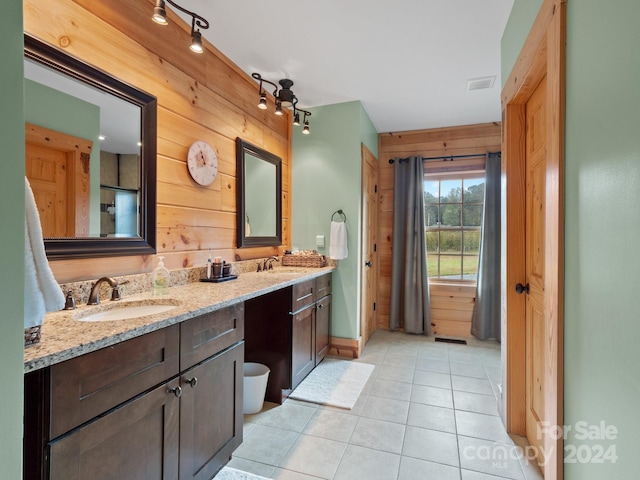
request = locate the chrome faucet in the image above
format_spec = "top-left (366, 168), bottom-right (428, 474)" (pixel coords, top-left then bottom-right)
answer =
top-left (87, 277), bottom-right (121, 305)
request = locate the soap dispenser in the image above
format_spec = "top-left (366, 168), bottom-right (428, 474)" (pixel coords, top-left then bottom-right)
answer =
top-left (152, 256), bottom-right (170, 295)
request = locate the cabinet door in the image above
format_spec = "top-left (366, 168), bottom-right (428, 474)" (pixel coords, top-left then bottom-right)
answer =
top-left (179, 342), bottom-right (244, 480)
top-left (291, 305), bottom-right (315, 389)
top-left (48, 378), bottom-right (180, 480)
top-left (315, 295), bottom-right (331, 365)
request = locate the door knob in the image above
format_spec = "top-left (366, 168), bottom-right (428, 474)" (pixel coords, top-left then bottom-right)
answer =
top-left (185, 377), bottom-right (198, 388)
top-left (515, 283), bottom-right (530, 295)
top-left (167, 385), bottom-right (182, 398)
top-left (365, 261), bottom-right (372, 267)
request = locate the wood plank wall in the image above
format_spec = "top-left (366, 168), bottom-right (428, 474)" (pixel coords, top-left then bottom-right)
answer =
top-left (24, 0), bottom-right (291, 283)
top-left (377, 123), bottom-right (501, 336)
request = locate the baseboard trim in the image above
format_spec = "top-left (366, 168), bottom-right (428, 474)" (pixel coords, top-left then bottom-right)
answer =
top-left (329, 336), bottom-right (363, 359)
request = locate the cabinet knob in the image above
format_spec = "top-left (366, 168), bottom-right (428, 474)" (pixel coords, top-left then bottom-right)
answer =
top-left (168, 385), bottom-right (182, 398)
top-left (317, 304), bottom-right (323, 310)
top-left (185, 377), bottom-right (198, 388)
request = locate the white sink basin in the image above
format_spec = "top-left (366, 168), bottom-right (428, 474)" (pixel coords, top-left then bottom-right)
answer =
top-left (75, 300), bottom-right (180, 322)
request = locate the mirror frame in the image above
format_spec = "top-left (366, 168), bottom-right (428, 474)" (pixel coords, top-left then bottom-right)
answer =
top-left (236, 137), bottom-right (282, 248)
top-left (24, 34), bottom-right (157, 259)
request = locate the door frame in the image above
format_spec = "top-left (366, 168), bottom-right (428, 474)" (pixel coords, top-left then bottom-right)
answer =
top-left (502, 0), bottom-right (565, 478)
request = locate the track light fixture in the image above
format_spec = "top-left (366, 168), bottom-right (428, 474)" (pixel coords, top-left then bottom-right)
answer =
top-left (152, 0), bottom-right (210, 54)
top-left (252, 73), bottom-right (312, 134)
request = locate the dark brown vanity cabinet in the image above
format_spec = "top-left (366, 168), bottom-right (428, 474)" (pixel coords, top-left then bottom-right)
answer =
top-left (291, 279), bottom-right (316, 389)
top-left (246, 273), bottom-right (332, 402)
top-left (24, 305), bottom-right (244, 480)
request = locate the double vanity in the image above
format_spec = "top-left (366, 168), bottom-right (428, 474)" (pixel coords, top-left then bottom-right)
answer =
top-left (23, 266), bottom-right (333, 480)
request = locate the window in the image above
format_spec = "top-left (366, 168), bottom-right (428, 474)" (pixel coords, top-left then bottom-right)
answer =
top-left (424, 172), bottom-right (485, 281)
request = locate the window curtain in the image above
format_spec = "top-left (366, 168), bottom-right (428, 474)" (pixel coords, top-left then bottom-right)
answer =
top-left (471, 152), bottom-right (502, 340)
top-left (389, 156), bottom-right (431, 335)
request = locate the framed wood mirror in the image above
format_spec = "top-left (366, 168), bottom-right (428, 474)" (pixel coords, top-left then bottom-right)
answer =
top-left (24, 34), bottom-right (157, 259)
top-left (236, 138), bottom-right (282, 248)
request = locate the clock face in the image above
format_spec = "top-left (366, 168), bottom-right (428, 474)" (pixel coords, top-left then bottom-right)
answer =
top-left (187, 141), bottom-right (218, 186)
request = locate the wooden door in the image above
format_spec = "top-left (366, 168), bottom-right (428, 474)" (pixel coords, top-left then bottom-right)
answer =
top-left (25, 141), bottom-right (72, 237)
top-left (360, 144), bottom-right (379, 344)
top-left (48, 378), bottom-right (180, 480)
top-left (524, 76), bottom-right (548, 468)
top-left (179, 342), bottom-right (244, 480)
top-left (25, 123), bottom-right (92, 237)
top-left (502, 1), bottom-right (565, 478)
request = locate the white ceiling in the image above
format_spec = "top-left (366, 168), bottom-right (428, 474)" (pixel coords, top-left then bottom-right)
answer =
top-left (177, 0), bottom-right (514, 133)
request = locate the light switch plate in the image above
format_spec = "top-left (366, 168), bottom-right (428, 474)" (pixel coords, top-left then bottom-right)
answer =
top-left (316, 235), bottom-right (325, 248)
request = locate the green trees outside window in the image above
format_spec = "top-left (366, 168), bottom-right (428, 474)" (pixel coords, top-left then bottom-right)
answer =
top-left (424, 175), bottom-right (484, 281)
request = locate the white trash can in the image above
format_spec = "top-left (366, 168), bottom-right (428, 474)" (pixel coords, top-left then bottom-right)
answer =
top-left (243, 362), bottom-right (270, 414)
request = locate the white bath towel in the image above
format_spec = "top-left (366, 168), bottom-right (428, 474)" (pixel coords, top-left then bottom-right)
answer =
top-left (329, 221), bottom-right (348, 260)
top-left (24, 177), bottom-right (64, 328)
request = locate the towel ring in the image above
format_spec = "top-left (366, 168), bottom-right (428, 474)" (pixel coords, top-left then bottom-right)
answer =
top-left (331, 209), bottom-right (347, 222)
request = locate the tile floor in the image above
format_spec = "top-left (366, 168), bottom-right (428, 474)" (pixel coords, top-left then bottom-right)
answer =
top-left (228, 329), bottom-right (544, 480)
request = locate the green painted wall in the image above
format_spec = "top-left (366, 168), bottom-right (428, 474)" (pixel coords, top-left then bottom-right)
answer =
top-left (0, 0), bottom-right (25, 477)
top-left (503, 1), bottom-right (639, 477)
top-left (292, 101), bottom-right (377, 340)
top-left (500, 0), bottom-right (542, 87)
top-left (25, 79), bottom-right (102, 235)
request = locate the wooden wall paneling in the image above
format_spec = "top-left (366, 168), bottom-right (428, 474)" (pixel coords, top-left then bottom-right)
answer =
top-left (25, 0), bottom-right (291, 283)
top-left (376, 123), bottom-right (501, 332)
top-left (70, 0), bottom-right (289, 138)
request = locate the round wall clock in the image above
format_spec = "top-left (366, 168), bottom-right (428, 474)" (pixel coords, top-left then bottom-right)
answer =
top-left (187, 140), bottom-right (218, 186)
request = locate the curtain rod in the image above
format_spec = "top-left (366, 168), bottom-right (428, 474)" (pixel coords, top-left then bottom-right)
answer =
top-left (388, 153), bottom-right (490, 164)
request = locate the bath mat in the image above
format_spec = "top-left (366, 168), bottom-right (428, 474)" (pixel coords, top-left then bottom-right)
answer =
top-left (214, 466), bottom-right (272, 480)
top-left (289, 358), bottom-right (375, 409)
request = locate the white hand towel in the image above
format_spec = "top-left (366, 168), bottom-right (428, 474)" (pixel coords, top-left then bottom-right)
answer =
top-left (24, 177), bottom-right (64, 328)
top-left (329, 221), bottom-right (348, 260)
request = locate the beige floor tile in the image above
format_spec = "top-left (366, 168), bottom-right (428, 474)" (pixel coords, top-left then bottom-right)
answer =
top-left (334, 444), bottom-right (401, 480)
top-left (415, 357), bottom-right (450, 374)
top-left (451, 375), bottom-right (494, 395)
top-left (455, 410), bottom-right (513, 444)
top-left (350, 417), bottom-right (406, 454)
top-left (410, 384), bottom-right (454, 409)
top-left (233, 425), bottom-right (299, 466)
top-left (402, 426), bottom-right (460, 468)
top-left (407, 402), bottom-right (456, 434)
top-left (271, 468), bottom-right (326, 480)
top-left (277, 434), bottom-right (347, 479)
top-left (256, 402), bottom-right (317, 433)
top-left (302, 409), bottom-right (358, 443)
top-left (398, 456), bottom-right (461, 480)
top-left (413, 369), bottom-right (452, 389)
top-left (369, 378), bottom-right (413, 402)
top-left (458, 436), bottom-right (524, 479)
top-left (382, 354), bottom-right (417, 369)
top-left (361, 395), bottom-right (410, 424)
top-left (450, 361), bottom-right (488, 379)
top-left (375, 364), bottom-right (415, 384)
top-left (226, 457), bottom-right (276, 478)
top-left (453, 390), bottom-right (499, 416)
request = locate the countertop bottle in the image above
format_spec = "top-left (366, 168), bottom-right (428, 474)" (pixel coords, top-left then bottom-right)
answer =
top-left (152, 256), bottom-right (170, 295)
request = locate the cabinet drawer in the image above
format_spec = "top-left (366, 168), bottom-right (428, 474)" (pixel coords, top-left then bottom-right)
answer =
top-left (292, 279), bottom-right (315, 312)
top-left (180, 303), bottom-right (244, 370)
top-left (50, 325), bottom-right (180, 439)
top-left (315, 274), bottom-right (332, 300)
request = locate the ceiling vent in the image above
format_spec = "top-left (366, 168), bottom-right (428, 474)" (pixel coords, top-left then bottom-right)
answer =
top-left (466, 76), bottom-right (496, 91)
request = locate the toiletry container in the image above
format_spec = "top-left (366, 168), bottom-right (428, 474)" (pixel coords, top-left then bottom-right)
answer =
top-left (152, 256), bottom-right (170, 295)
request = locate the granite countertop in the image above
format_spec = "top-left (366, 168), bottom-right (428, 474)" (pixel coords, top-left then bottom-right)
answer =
top-left (24, 266), bottom-right (334, 373)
